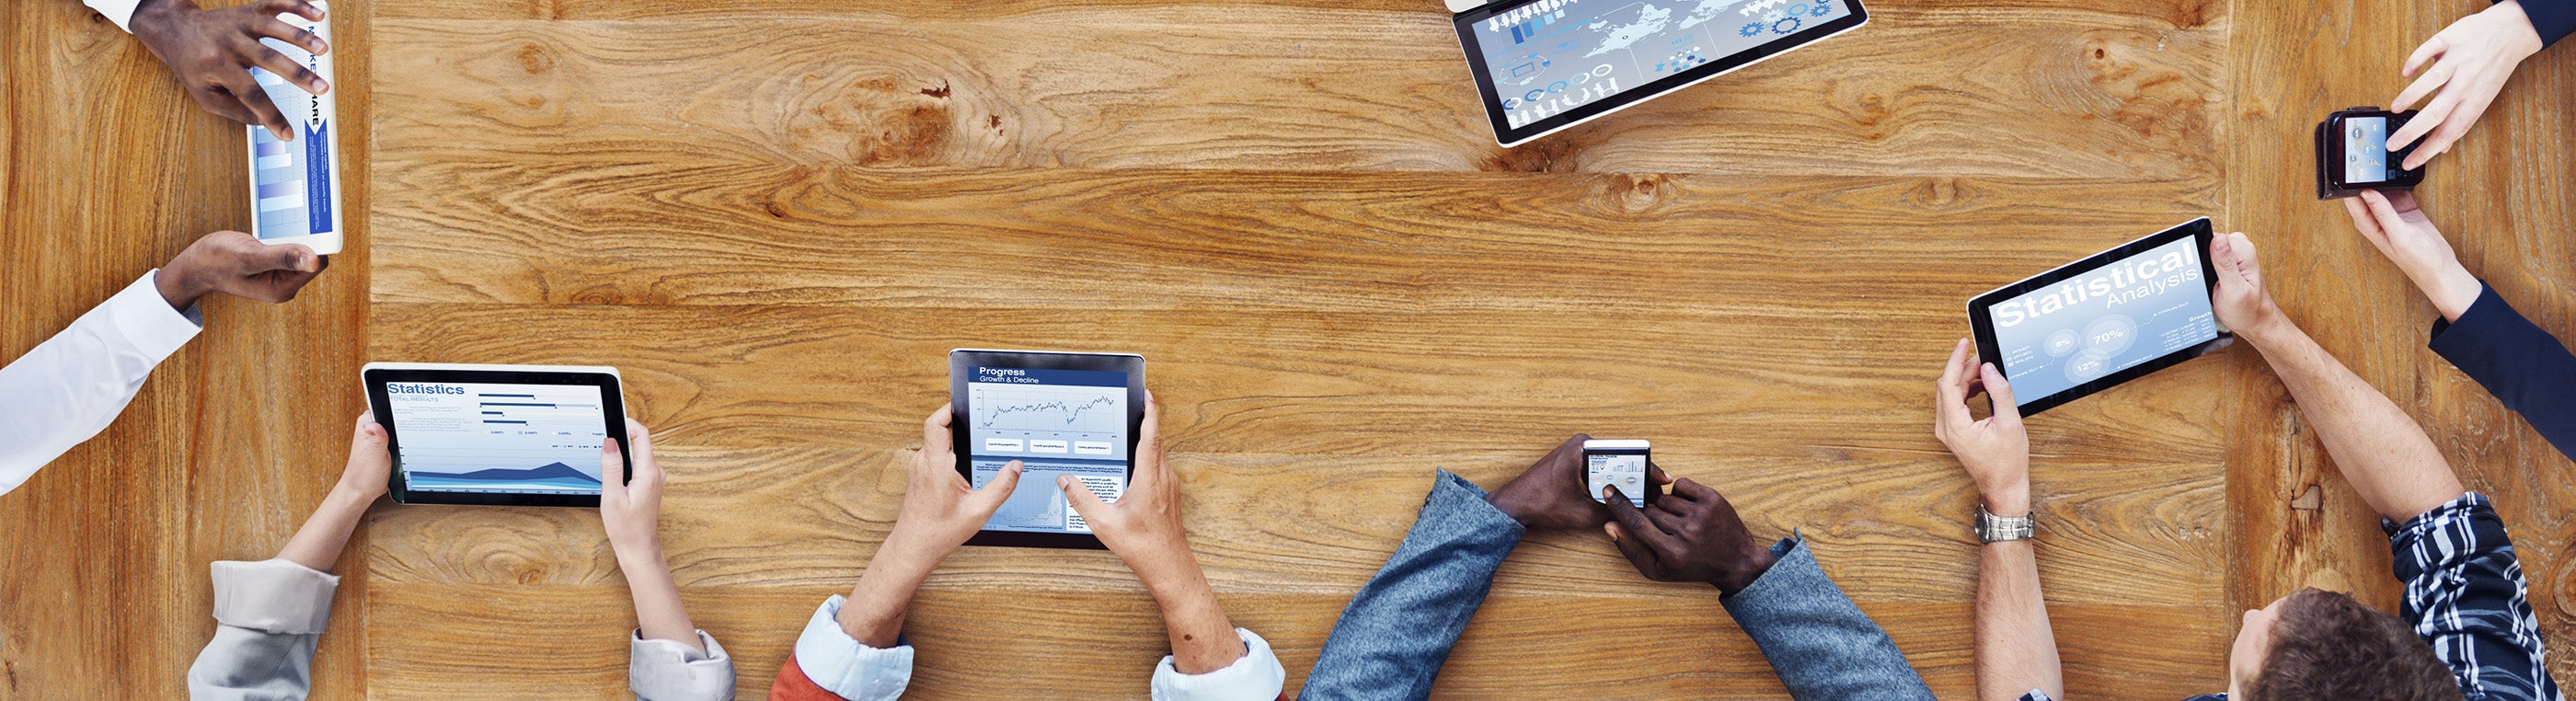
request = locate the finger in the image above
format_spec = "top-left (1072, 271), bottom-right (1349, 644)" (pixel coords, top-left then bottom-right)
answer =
top-left (1646, 460), bottom-right (1673, 486)
top-left (625, 418), bottom-right (657, 487)
top-left (1604, 492), bottom-right (1685, 560)
top-left (1133, 392), bottom-right (1166, 488)
top-left (2342, 195), bottom-right (2388, 248)
top-left (1643, 501), bottom-right (1692, 534)
top-left (1935, 338), bottom-right (1974, 429)
top-left (247, 9), bottom-right (330, 55)
top-left (1057, 471), bottom-right (1110, 520)
top-left (256, 242), bottom-right (318, 273)
top-left (2401, 36), bottom-right (2446, 78)
top-left (257, 0), bottom-right (327, 22)
top-left (1979, 363), bottom-right (2022, 425)
top-left (219, 72), bottom-right (295, 141)
top-left (2386, 190), bottom-right (2424, 215)
top-left (348, 410), bottom-right (386, 460)
top-left (2389, 63), bottom-right (2451, 115)
top-left (2407, 96), bottom-right (2488, 170)
top-left (967, 460), bottom-right (1025, 515)
top-left (1672, 477), bottom-right (1720, 504)
top-left (2360, 190), bottom-right (2413, 238)
top-left (2388, 92), bottom-right (2460, 152)
top-left (237, 37), bottom-right (328, 95)
top-left (188, 86), bottom-right (260, 125)
top-left (600, 437), bottom-right (628, 502)
top-left (919, 404), bottom-right (954, 465)
top-left (1604, 521), bottom-right (1666, 579)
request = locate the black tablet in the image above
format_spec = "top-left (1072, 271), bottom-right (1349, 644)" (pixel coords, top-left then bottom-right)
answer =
top-left (949, 350), bottom-right (1148, 549)
top-left (362, 362), bottom-right (630, 507)
top-left (1453, 0), bottom-right (1868, 146)
top-left (1967, 218), bottom-right (2233, 416)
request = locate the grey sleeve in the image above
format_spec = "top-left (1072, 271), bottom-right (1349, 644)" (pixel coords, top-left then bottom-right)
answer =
top-left (629, 629), bottom-right (738, 701)
top-left (186, 559), bottom-right (340, 701)
top-left (1719, 536), bottom-right (1934, 701)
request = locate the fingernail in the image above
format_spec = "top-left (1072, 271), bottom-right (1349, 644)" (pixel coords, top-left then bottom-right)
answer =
top-left (1604, 523), bottom-right (1619, 540)
top-left (1056, 475), bottom-right (1074, 488)
top-left (1009, 460), bottom-right (1025, 474)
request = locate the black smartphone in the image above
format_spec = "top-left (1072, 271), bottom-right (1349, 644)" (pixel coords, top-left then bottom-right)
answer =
top-left (2316, 108), bottom-right (2425, 199)
top-left (1582, 439), bottom-right (1655, 507)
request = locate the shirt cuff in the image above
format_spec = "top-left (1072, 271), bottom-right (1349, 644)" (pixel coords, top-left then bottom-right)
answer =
top-left (2426, 281), bottom-right (2504, 350)
top-left (2383, 492), bottom-right (2493, 541)
top-left (2509, 0), bottom-right (2576, 47)
top-left (84, 0), bottom-right (144, 32)
top-left (108, 270), bottom-right (202, 362)
top-left (629, 629), bottom-right (737, 701)
top-left (208, 559), bottom-right (339, 635)
top-left (1151, 627), bottom-right (1287, 701)
top-left (790, 594), bottom-right (915, 701)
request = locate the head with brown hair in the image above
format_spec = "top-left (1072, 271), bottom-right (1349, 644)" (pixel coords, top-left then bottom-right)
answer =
top-left (2228, 588), bottom-right (2461, 701)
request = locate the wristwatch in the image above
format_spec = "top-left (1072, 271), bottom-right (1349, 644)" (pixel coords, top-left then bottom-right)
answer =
top-left (1975, 505), bottom-right (2034, 543)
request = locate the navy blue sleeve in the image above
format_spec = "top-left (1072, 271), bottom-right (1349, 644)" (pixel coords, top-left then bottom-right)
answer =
top-left (2429, 282), bottom-right (2576, 463)
top-left (2507, 0), bottom-right (2576, 47)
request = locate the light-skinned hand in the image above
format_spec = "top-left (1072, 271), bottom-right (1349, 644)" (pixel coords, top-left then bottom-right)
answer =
top-left (155, 231), bottom-right (326, 310)
top-left (334, 410), bottom-right (390, 502)
top-left (2344, 190), bottom-right (2483, 322)
top-left (2208, 231), bottom-right (2278, 339)
top-left (600, 419), bottom-right (662, 553)
top-left (1059, 395), bottom-right (1198, 574)
top-left (837, 406), bottom-right (1025, 646)
top-left (1484, 433), bottom-right (1637, 530)
top-left (127, 0), bottom-right (332, 142)
top-left (1602, 469), bottom-right (1776, 595)
top-left (1934, 339), bottom-right (2031, 515)
top-left (2388, 0), bottom-right (2545, 168)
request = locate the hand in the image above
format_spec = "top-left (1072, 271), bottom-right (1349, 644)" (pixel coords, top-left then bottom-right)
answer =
top-left (2208, 231), bottom-right (2280, 340)
top-left (600, 419), bottom-right (665, 553)
top-left (331, 410), bottom-right (390, 503)
top-left (1603, 476), bottom-right (1777, 595)
top-left (1934, 339), bottom-right (2030, 515)
top-left (126, 0), bottom-right (330, 142)
top-left (1486, 433), bottom-right (1634, 530)
top-left (155, 231), bottom-right (326, 310)
top-left (838, 405), bottom-right (1024, 645)
top-left (2388, 0), bottom-right (2546, 169)
top-left (2344, 190), bottom-right (2483, 322)
top-left (1060, 395), bottom-right (1197, 573)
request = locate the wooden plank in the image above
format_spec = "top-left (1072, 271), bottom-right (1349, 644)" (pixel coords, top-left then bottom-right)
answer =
top-left (0, 0), bottom-right (375, 696)
top-left (375, 0), bottom-right (2230, 22)
top-left (364, 583), bottom-right (2225, 698)
top-left (364, 7), bottom-right (2225, 178)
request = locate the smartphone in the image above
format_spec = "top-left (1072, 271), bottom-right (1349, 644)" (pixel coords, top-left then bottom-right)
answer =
top-left (2315, 109), bottom-right (2424, 199)
top-left (1582, 439), bottom-right (1652, 506)
top-left (242, 1), bottom-right (343, 255)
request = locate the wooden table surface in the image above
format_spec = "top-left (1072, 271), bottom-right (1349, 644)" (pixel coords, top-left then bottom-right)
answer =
top-left (4, 0), bottom-right (2570, 697)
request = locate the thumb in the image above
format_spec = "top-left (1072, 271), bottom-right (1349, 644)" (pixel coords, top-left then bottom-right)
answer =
top-left (1056, 471), bottom-right (1110, 518)
top-left (267, 244), bottom-right (319, 273)
top-left (967, 460), bottom-right (1025, 514)
top-left (347, 411), bottom-right (388, 467)
top-left (1979, 362), bottom-right (2021, 423)
top-left (600, 438), bottom-right (627, 503)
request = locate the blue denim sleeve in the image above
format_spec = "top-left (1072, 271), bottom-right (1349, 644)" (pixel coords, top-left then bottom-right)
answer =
top-left (1297, 470), bottom-right (1524, 701)
top-left (2428, 282), bottom-right (2576, 463)
top-left (1718, 536), bottom-right (1933, 701)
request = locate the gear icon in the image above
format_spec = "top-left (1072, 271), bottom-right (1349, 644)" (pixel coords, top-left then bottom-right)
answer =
top-left (1772, 17), bottom-right (1801, 33)
top-left (1740, 22), bottom-right (1765, 36)
top-left (1810, 2), bottom-right (1833, 16)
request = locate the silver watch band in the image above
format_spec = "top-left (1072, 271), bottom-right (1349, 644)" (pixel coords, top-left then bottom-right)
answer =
top-left (1976, 504), bottom-right (2034, 543)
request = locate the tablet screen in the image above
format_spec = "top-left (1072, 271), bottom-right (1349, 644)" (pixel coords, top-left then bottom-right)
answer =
top-left (384, 381), bottom-right (611, 495)
top-left (1468, 0), bottom-right (1857, 131)
top-left (964, 366), bottom-right (1131, 534)
top-left (1986, 235), bottom-right (2220, 405)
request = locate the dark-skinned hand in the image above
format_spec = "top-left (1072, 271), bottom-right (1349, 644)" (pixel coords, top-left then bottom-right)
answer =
top-left (127, 0), bottom-right (332, 142)
top-left (1604, 475), bottom-right (1779, 596)
top-left (1487, 433), bottom-right (1663, 530)
top-left (155, 231), bottom-right (327, 310)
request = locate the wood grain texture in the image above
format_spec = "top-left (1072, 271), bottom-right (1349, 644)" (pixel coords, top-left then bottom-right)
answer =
top-left (0, 0), bottom-right (374, 698)
top-left (15, 0), bottom-right (2576, 696)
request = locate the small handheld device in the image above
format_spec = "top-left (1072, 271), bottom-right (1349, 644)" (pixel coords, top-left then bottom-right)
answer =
top-left (950, 349), bottom-right (1148, 549)
top-left (2315, 107), bottom-right (2425, 200)
top-left (362, 362), bottom-right (629, 508)
top-left (1581, 439), bottom-right (1653, 506)
top-left (243, 1), bottom-right (343, 255)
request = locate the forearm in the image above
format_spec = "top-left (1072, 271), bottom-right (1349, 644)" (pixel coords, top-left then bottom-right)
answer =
top-left (616, 543), bottom-right (701, 649)
top-left (1136, 555), bottom-right (1245, 674)
top-left (271, 488), bottom-right (373, 573)
top-left (1974, 540), bottom-right (2061, 701)
top-left (2241, 316), bottom-right (2464, 521)
top-left (838, 539), bottom-right (942, 648)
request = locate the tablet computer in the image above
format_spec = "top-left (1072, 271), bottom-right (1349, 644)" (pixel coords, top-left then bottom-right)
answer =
top-left (243, 3), bottom-right (343, 255)
top-left (949, 350), bottom-right (1147, 549)
top-left (362, 362), bottom-right (629, 507)
top-left (1452, 0), bottom-right (1868, 146)
top-left (1967, 218), bottom-right (2232, 416)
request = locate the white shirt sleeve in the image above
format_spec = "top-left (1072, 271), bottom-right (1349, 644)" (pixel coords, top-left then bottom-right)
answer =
top-left (0, 270), bottom-right (200, 497)
top-left (83, 0), bottom-right (144, 32)
top-left (1151, 628), bottom-right (1286, 701)
top-left (629, 629), bottom-right (737, 701)
top-left (186, 559), bottom-right (340, 700)
top-left (788, 594), bottom-right (915, 701)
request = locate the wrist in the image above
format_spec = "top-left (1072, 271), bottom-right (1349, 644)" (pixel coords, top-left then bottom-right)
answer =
top-left (153, 263), bottom-right (205, 312)
top-left (323, 482), bottom-right (380, 513)
top-left (1711, 541), bottom-right (1780, 595)
top-left (2421, 265), bottom-right (2482, 323)
top-left (2232, 302), bottom-right (2296, 348)
top-left (1978, 483), bottom-right (2030, 516)
top-left (1482, 485), bottom-right (1539, 526)
top-left (2495, 1), bottom-right (2547, 58)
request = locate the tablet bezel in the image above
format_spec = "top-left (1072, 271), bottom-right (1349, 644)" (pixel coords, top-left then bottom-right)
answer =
top-left (1966, 218), bottom-right (2232, 416)
top-left (362, 362), bottom-right (630, 508)
top-left (1454, 0), bottom-right (1869, 147)
top-left (949, 349), bottom-right (1148, 549)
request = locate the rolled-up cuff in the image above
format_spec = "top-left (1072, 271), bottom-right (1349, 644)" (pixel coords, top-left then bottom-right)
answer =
top-left (790, 594), bottom-right (915, 701)
top-left (208, 559), bottom-right (339, 635)
top-left (630, 629), bottom-right (737, 701)
top-left (83, 0), bottom-right (143, 31)
top-left (1151, 627), bottom-right (1287, 701)
top-left (109, 270), bottom-right (202, 362)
